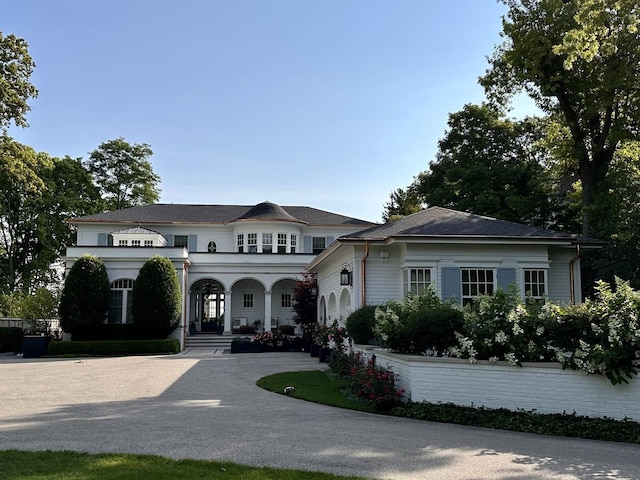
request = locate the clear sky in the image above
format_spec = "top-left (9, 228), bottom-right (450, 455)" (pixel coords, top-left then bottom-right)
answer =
top-left (2, 0), bottom-right (536, 223)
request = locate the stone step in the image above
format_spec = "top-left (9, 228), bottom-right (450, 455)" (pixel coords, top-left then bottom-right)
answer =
top-left (184, 334), bottom-right (245, 348)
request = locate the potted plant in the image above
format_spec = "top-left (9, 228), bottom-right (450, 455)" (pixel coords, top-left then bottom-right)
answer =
top-left (189, 320), bottom-right (197, 335)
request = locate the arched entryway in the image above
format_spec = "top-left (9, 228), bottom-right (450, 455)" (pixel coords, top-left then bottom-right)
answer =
top-left (191, 280), bottom-right (225, 332)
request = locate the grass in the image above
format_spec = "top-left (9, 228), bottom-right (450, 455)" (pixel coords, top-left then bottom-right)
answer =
top-left (0, 450), bottom-right (370, 480)
top-left (257, 370), bottom-right (640, 444)
top-left (256, 370), bottom-right (376, 413)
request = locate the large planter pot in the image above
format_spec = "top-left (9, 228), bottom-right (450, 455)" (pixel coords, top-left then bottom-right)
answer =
top-left (319, 347), bottom-right (332, 363)
top-left (22, 335), bottom-right (51, 358)
top-left (230, 341), bottom-right (263, 354)
top-left (310, 343), bottom-right (320, 357)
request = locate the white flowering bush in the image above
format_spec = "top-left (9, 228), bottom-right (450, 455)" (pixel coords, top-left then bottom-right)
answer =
top-left (450, 278), bottom-right (640, 385)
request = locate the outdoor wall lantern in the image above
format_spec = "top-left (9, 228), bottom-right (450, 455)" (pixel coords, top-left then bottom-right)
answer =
top-left (340, 264), bottom-right (352, 286)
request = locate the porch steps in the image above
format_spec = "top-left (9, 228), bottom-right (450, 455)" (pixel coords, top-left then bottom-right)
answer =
top-left (184, 333), bottom-right (234, 349)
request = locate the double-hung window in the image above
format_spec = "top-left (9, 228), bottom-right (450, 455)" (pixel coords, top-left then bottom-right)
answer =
top-left (404, 268), bottom-right (432, 296)
top-left (524, 269), bottom-right (546, 298)
top-left (262, 233), bottom-right (273, 253)
top-left (174, 235), bottom-right (188, 248)
top-left (277, 233), bottom-right (287, 253)
top-left (118, 239), bottom-right (128, 247)
top-left (108, 279), bottom-right (134, 324)
top-left (281, 293), bottom-right (292, 308)
top-left (247, 233), bottom-right (257, 253)
top-left (237, 234), bottom-right (244, 253)
top-left (243, 293), bottom-right (254, 308)
top-left (290, 234), bottom-right (297, 253)
top-left (312, 237), bottom-right (326, 254)
top-left (461, 269), bottom-right (494, 306)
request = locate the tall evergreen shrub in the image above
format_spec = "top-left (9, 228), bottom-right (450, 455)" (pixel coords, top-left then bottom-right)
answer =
top-left (59, 254), bottom-right (110, 335)
top-left (131, 256), bottom-right (181, 338)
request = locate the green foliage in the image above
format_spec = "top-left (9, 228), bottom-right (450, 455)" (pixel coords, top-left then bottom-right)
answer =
top-left (451, 278), bottom-right (640, 385)
top-left (86, 137), bottom-right (160, 211)
top-left (374, 289), bottom-right (464, 355)
top-left (47, 338), bottom-right (180, 356)
top-left (345, 305), bottom-right (377, 344)
top-left (0, 326), bottom-right (22, 352)
top-left (58, 254), bottom-right (110, 335)
top-left (394, 401), bottom-right (640, 444)
top-left (0, 32), bottom-right (38, 129)
top-left (382, 187), bottom-right (423, 222)
top-left (292, 272), bottom-right (317, 339)
top-left (131, 256), bottom-right (181, 338)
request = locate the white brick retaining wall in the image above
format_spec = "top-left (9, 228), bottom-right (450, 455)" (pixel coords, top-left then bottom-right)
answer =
top-left (357, 347), bottom-right (640, 421)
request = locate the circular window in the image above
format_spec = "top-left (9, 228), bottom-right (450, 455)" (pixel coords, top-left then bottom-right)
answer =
top-left (207, 241), bottom-right (217, 253)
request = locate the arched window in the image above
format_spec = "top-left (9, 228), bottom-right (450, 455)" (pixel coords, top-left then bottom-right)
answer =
top-left (207, 241), bottom-right (217, 253)
top-left (108, 279), bottom-right (134, 324)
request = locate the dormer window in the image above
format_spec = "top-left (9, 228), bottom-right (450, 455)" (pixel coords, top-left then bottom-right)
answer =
top-left (118, 239), bottom-right (128, 247)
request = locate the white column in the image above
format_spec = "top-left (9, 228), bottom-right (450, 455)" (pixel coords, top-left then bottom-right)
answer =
top-left (224, 290), bottom-right (232, 333)
top-left (264, 290), bottom-right (272, 332)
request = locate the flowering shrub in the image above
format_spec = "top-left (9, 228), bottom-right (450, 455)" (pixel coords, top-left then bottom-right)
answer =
top-left (313, 320), bottom-right (347, 351)
top-left (253, 330), bottom-right (289, 350)
top-left (328, 350), bottom-right (405, 411)
top-left (449, 278), bottom-right (640, 385)
top-left (374, 288), bottom-right (464, 355)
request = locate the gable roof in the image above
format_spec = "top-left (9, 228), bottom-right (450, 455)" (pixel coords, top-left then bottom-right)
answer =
top-left (340, 206), bottom-right (598, 243)
top-left (69, 202), bottom-right (376, 227)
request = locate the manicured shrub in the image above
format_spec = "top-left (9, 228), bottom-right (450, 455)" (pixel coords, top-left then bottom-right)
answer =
top-left (131, 256), bottom-right (181, 338)
top-left (375, 289), bottom-right (464, 355)
top-left (59, 254), bottom-right (110, 336)
top-left (345, 305), bottom-right (377, 344)
top-left (0, 327), bottom-right (23, 353)
top-left (47, 338), bottom-right (180, 356)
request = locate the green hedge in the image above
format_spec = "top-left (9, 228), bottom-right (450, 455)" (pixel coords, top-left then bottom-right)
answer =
top-left (0, 327), bottom-right (23, 353)
top-left (47, 339), bottom-right (180, 356)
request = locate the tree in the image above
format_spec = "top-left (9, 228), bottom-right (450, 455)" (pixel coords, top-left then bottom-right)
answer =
top-left (0, 135), bottom-right (100, 293)
top-left (292, 272), bottom-right (317, 341)
top-left (59, 254), bottom-right (110, 335)
top-left (412, 104), bottom-right (554, 227)
top-left (131, 256), bottom-right (181, 338)
top-left (382, 188), bottom-right (423, 222)
top-left (86, 138), bottom-right (160, 212)
top-left (0, 32), bottom-right (38, 130)
top-left (481, 0), bottom-right (640, 236)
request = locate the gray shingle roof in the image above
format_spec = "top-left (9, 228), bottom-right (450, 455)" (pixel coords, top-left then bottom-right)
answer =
top-left (70, 202), bottom-right (376, 227)
top-left (340, 206), bottom-right (591, 242)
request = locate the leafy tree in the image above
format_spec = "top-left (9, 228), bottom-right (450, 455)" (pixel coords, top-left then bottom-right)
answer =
top-left (292, 272), bottom-right (317, 340)
top-left (413, 104), bottom-right (554, 227)
top-left (86, 138), bottom-right (160, 211)
top-left (382, 188), bottom-right (423, 222)
top-left (131, 256), bottom-right (181, 338)
top-left (0, 32), bottom-right (38, 130)
top-left (481, 0), bottom-right (640, 236)
top-left (0, 135), bottom-right (100, 293)
top-left (59, 254), bottom-right (110, 335)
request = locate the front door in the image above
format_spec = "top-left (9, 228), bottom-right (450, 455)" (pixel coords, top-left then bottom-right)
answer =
top-left (197, 282), bottom-right (225, 332)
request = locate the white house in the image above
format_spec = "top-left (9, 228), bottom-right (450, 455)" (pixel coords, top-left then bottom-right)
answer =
top-left (64, 201), bottom-right (376, 342)
top-left (307, 206), bottom-right (602, 324)
top-left (64, 203), bottom-right (600, 348)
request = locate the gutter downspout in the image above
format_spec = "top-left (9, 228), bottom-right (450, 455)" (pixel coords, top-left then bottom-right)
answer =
top-left (361, 242), bottom-right (370, 306)
top-left (569, 244), bottom-right (580, 305)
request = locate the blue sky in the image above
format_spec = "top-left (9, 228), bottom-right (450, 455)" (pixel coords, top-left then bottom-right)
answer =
top-left (3, 1), bottom-right (536, 223)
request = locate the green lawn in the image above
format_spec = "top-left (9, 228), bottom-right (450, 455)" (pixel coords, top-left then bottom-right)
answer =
top-left (0, 450), bottom-right (371, 480)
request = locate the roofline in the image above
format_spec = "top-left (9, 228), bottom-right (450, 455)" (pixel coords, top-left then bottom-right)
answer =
top-left (68, 218), bottom-right (367, 228)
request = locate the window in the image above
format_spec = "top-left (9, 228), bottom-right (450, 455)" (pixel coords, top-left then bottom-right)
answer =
top-left (262, 233), bottom-right (272, 253)
top-left (524, 269), bottom-right (546, 298)
top-left (281, 293), bottom-right (292, 308)
top-left (404, 268), bottom-right (432, 296)
top-left (237, 234), bottom-right (244, 253)
top-left (207, 241), bottom-right (217, 253)
top-left (131, 239), bottom-right (141, 247)
top-left (277, 233), bottom-right (287, 253)
top-left (118, 239), bottom-right (128, 247)
top-left (247, 233), bottom-right (257, 253)
top-left (291, 234), bottom-right (297, 253)
top-left (144, 240), bottom-right (153, 247)
top-left (108, 279), bottom-right (134, 324)
top-left (174, 235), bottom-right (188, 248)
top-left (312, 237), bottom-right (326, 254)
top-left (243, 293), bottom-right (254, 308)
top-left (461, 269), bottom-right (494, 306)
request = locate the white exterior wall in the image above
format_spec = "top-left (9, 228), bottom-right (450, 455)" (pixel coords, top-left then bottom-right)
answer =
top-left (373, 351), bottom-right (640, 421)
top-left (547, 247), bottom-right (579, 303)
top-left (357, 244), bottom-right (402, 307)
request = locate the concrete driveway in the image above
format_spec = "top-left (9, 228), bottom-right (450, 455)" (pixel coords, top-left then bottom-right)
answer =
top-left (0, 349), bottom-right (638, 480)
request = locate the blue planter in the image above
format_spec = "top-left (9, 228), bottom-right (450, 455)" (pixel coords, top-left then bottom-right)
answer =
top-left (22, 335), bottom-right (50, 358)
top-left (319, 347), bottom-right (332, 363)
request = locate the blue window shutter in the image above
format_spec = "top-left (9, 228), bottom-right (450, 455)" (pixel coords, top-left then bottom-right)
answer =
top-left (188, 235), bottom-right (197, 251)
top-left (98, 233), bottom-right (107, 246)
top-left (326, 236), bottom-right (334, 246)
top-left (303, 236), bottom-right (312, 253)
top-left (442, 267), bottom-right (461, 304)
top-left (165, 234), bottom-right (173, 246)
top-left (497, 268), bottom-right (517, 291)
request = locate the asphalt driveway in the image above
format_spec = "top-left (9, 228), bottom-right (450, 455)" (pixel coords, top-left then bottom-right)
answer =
top-left (0, 349), bottom-right (638, 480)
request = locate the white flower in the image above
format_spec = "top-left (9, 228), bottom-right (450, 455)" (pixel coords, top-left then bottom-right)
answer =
top-left (489, 356), bottom-right (499, 363)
